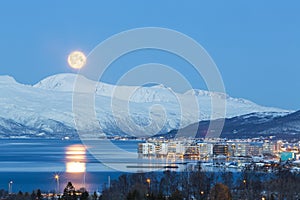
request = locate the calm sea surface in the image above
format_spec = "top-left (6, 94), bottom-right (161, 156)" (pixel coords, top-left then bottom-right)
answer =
top-left (0, 139), bottom-right (139, 192)
top-left (0, 139), bottom-right (241, 193)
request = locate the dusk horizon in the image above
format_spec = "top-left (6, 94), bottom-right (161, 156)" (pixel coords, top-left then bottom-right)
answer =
top-left (1, 1), bottom-right (300, 110)
top-left (0, 1), bottom-right (299, 200)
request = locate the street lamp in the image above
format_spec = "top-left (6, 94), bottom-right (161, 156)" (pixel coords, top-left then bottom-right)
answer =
top-left (8, 181), bottom-right (13, 194)
top-left (243, 179), bottom-right (247, 198)
top-left (200, 191), bottom-right (205, 200)
top-left (146, 178), bottom-right (151, 194)
top-left (146, 178), bottom-right (151, 186)
top-left (54, 175), bottom-right (60, 195)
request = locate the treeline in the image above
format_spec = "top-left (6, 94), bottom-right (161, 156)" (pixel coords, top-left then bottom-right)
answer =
top-left (101, 166), bottom-right (300, 200)
top-left (1, 189), bottom-right (43, 200)
top-left (1, 166), bottom-right (299, 200)
top-left (1, 183), bottom-right (92, 200)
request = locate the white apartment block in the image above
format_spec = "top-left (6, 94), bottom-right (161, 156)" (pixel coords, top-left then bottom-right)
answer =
top-left (138, 142), bottom-right (156, 156)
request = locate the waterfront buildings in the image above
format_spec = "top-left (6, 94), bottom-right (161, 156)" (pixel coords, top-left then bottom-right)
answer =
top-left (137, 137), bottom-right (300, 162)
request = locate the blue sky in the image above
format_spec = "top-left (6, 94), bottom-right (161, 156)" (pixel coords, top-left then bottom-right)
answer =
top-left (0, 1), bottom-right (299, 110)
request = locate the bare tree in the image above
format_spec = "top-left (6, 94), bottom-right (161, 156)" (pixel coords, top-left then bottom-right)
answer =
top-left (209, 183), bottom-right (232, 200)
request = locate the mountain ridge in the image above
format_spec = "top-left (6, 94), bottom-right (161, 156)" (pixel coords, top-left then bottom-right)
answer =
top-left (162, 111), bottom-right (300, 140)
top-left (0, 73), bottom-right (292, 138)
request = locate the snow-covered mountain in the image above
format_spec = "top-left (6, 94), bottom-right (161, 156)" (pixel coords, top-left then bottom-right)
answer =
top-left (0, 73), bottom-right (290, 138)
top-left (163, 111), bottom-right (300, 140)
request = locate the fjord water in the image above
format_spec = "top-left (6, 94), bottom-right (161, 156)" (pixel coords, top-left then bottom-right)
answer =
top-left (0, 139), bottom-right (138, 192)
top-left (0, 139), bottom-right (243, 193)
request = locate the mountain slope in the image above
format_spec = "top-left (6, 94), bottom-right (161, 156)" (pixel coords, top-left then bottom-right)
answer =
top-left (0, 73), bottom-right (291, 138)
top-left (164, 111), bottom-right (300, 140)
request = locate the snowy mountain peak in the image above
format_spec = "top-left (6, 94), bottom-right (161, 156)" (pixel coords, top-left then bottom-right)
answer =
top-left (145, 83), bottom-right (167, 89)
top-left (0, 75), bottom-right (17, 84)
top-left (185, 89), bottom-right (212, 96)
top-left (33, 73), bottom-right (78, 91)
top-left (0, 73), bottom-right (292, 138)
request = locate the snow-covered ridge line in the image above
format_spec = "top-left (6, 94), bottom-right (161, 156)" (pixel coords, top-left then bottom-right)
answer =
top-left (31, 73), bottom-right (290, 109)
top-left (0, 73), bottom-right (291, 138)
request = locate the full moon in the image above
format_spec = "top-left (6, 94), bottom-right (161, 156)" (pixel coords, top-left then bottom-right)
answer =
top-left (67, 51), bottom-right (86, 69)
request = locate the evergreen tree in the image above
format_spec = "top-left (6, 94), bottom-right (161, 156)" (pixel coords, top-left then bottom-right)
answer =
top-left (62, 182), bottom-right (77, 200)
top-left (92, 191), bottom-right (98, 200)
top-left (31, 190), bottom-right (36, 200)
top-left (37, 189), bottom-right (42, 200)
top-left (16, 191), bottom-right (23, 200)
